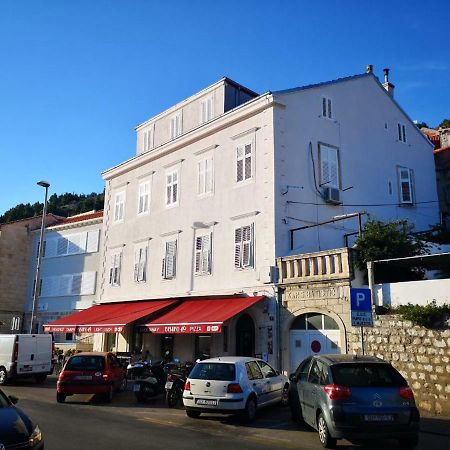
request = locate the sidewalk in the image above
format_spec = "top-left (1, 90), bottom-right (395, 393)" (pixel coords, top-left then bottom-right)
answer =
top-left (419, 413), bottom-right (450, 437)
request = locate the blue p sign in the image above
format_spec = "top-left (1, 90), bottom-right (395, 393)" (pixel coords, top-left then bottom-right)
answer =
top-left (350, 288), bottom-right (372, 312)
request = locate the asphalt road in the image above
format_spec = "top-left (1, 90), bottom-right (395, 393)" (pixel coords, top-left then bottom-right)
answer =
top-left (1, 376), bottom-right (448, 450)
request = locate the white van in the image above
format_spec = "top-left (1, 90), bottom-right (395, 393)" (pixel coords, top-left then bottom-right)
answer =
top-left (0, 334), bottom-right (53, 385)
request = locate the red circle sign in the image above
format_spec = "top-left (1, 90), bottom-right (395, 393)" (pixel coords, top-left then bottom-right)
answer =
top-left (311, 340), bottom-right (321, 353)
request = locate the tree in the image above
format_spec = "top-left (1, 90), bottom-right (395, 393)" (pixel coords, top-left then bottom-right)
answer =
top-left (439, 118), bottom-right (450, 129)
top-left (415, 121), bottom-right (429, 129)
top-left (354, 219), bottom-right (429, 283)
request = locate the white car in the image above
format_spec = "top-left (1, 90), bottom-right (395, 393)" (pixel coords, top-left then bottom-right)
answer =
top-left (183, 356), bottom-right (289, 422)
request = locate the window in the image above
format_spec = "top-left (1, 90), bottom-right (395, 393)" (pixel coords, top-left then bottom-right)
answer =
top-left (43, 230), bottom-right (99, 258)
top-left (109, 252), bottom-right (122, 286)
top-left (195, 233), bottom-right (212, 275)
top-left (40, 272), bottom-right (96, 297)
top-left (319, 144), bottom-right (340, 189)
top-left (322, 96), bottom-right (333, 119)
top-left (200, 96), bottom-right (213, 123)
top-left (258, 361), bottom-right (277, 378)
top-left (138, 181), bottom-right (151, 215)
top-left (234, 224), bottom-right (254, 268)
top-left (236, 143), bottom-right (252, 183)
top-left (197, 156), bottom-right (213, 196)
top-left (397, 122), bottom-right (407, 143)
top-left (295, 357), bottom-right (312, 382)
top-left (166, 169), bottom-right (179, 206)
top-left (134, 245), bottom-right (147, 282)
top-left (162, 240), bottom-right (177, 279)
top-left (398, 167), bottom-right (414, 204)
top-left (170, 113), bottom-right (182, 139)
top-left (114, 191), bottom-right (125, 222)
top-left (143, 126), bottom-right (154, 152)
top-left (245, 361), bottom-right (263, 380)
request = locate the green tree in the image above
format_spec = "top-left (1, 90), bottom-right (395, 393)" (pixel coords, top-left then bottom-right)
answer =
top-left (439, 118), bottom-right (450, 129)
top-left (354, 219), bottom-right (429, 283)
top-left (415, 121), bottom-right (429, 129)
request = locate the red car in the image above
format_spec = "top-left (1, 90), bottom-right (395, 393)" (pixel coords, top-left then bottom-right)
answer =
top-left (56, 352), bottom-right (127, 403)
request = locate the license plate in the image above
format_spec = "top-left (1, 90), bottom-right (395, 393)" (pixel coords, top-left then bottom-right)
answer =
top-left (133, 384), bottom-right (141, 392)
top-left (20, 366), bottom-right (32, 372)
top-left (165, 381), bottom-right (173, 389)
top-left (74, 375), bottom-right (92, 380)
top-left (196, 398), bottom-right (218, 406)
top-left (364, 414), bottom-right (394, 422)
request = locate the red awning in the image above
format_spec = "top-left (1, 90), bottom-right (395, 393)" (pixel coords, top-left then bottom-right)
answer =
top-left (44, 299), bottom-right (178, 333)
top-left (142, 296), bottom-right (265, 334)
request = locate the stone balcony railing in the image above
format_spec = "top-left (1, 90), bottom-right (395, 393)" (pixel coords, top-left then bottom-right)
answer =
top-left (277, 247), bottom-right (353, 285)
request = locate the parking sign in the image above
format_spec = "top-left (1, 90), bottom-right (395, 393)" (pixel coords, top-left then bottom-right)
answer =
top-left (350, 288), bottom-right (373, 327)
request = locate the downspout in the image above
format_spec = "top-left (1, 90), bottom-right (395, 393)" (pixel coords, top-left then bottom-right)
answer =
top-left (276, 286), bottom-right (283, 372)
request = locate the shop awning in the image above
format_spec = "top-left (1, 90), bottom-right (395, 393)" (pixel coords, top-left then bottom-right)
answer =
top-left (142, 296), bottom-right (265, 334)
top-left (43, 299), bottom-right (178, 333)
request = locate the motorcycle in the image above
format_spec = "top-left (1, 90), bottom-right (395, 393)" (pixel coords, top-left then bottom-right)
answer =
top-left (165, 361), bottom-right (194, 408)
top-left (127, 359), bottom-right (168, 403)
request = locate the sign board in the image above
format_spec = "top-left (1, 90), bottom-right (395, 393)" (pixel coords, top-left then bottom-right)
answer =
top-left (350, 288), bottom-right (373, 327)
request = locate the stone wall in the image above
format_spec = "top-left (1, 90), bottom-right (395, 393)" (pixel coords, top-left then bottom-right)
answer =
top-left (348, 314), bottom-right (450, 416)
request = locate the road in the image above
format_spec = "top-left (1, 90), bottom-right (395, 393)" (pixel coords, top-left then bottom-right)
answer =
top-left (1, 376), bottom-right (448, 450)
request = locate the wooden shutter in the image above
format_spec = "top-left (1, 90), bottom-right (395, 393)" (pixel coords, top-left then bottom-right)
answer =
top-left (244, 144), bottom-right (252, 180)
top-left (164, 241), bottom-right (177, 278)
top-left (327, 98), bottom-right (332, 118)
top-left (205, 158), bottom-right (213, 193)
top-left (234, 227), bottom-right (242, 268)
top-left (71, 274), bottom-right (82, 295)
top-left (321, 145), bottom-right (339, 188)
top-left (322, 97), bottom-right (327, 117)
top-left (202, 234), bottom-right (211, 273)
top-left (195, 236), bottom-right (202, 274)
top-left (172, 171), bottom-right (178, 203)
top-left (86, 229), bottom-right (100, 253)
top-left (242, 225), bottom-right (252, 267)
top-left (80, 272), bottom-right (97, 295)
top-left (57, 237), bottom-right (68, 256)
top-left (134, 247), bottom-right (140, 281)
top-left (198, 160), bottom-right (205, 195)
top-left (44, 238), bottom-right (57, 257)
top-left (236, 146), bottom-right (244, 182)
top-left (138, 247), bottom-right (147, 281)
top-left (398, 167), bottom-right (413, 204)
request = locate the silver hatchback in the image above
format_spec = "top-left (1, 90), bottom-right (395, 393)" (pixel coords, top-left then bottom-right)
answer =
top-left (288, 354), bottom-right (420, 449)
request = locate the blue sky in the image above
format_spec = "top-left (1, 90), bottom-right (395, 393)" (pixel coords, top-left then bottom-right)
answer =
top-left (0, 0), bottom-right (448, 215)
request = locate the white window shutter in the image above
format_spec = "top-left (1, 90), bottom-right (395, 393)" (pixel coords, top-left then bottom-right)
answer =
top-left (195, 236), bottom-right (202, 273)
top-left (80, 272), bottom-right (97, 295)
top-left (134, 247), bottom-right (140, 282)
top-left (45, 238), bottom-right (57, 257)
top-left (71, 274), bottom-right (82, 295)
top-left (57, 237), bottom-right (68, 256)
top-left (198, 160), bottom-right (205, 194)
top-left (86, 230), bottom-right (100, 253)
top-left (202, 234), bottom-right (211, 273)
top-left (234, 228), bottom-right (242, 268)
top-left (327, 98), bottom-right (332, 118)
top-left (236, 147), bottom-right (244, 182)
top-left (138, 247), bottom-right (147, 282)
top-left (242, 225), bottom-right (252, 267)
top-left (205, 158), bottom-right (213, 193)
top-left (244, 144), bottom-right (252, 180)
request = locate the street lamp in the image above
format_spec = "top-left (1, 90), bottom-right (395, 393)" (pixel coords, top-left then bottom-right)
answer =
top-left (29, 180), bottom-right (50, 334)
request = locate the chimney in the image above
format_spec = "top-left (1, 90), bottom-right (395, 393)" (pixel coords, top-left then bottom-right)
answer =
top-left (382, 68), bottom-right (395, 97)
top-left (366, 64), bottom-right (373, 74)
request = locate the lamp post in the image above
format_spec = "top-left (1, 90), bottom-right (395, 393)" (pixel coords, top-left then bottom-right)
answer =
top-left (29, 181), bottom-right (50, 334)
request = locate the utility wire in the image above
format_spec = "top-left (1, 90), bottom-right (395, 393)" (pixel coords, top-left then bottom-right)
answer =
top-left (286, 200), bottom-right (438, 207)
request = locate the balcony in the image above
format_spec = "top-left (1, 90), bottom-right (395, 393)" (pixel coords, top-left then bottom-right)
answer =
top-left (277, 248), bottom-right (353, 285)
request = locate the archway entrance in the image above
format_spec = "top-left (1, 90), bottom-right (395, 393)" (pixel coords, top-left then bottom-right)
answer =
top-left (289, 313), bottom-right (341, 372)
top-left (235, 314), bottom-right (255, 357)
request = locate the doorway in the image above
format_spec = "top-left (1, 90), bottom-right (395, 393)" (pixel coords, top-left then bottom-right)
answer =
top-left (235, 314), bottom-right (255, 357)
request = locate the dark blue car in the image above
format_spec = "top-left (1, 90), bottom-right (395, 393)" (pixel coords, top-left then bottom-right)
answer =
top-left (0, 388), bottom-right (44, 449)
top-left (288, 354), bottom-right (420, 449)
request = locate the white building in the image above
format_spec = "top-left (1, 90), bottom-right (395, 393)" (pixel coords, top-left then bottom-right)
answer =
top-left (45, 69), bottom-right (439, 369)
top-left (29, 211), bottom-right (103, 349)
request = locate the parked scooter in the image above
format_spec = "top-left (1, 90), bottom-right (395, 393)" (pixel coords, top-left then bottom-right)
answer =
top-left (127, 359), bottom-right (168, 403)
top-left (165, 361), bottom-right (194, 408)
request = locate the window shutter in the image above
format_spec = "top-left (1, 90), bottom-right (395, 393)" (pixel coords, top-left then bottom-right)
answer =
top-left (198, 160), bottom-right (205, 195)
top-left (80, 272), bottom-right (97, 295)
top-left (398, 167), bottom-right (412, 203)
top-left (195, 236), bottom-right (202, 274)
top-left (58, 275), bottom-right (71, 296)
top-left (71, 274), bottom-right (82, 295)
top-left (67, 233), bottom-right (84, 254)
top-left (398, 123), bottom-right (402, 141)
top-left (234, 227), bottom-right (242, 268)
top-left (322, 97), bottom-right (327, 117)
top-left (244, 144), bottom-right (252, 180)
top-left (202, 234), bottom-right (211, 273)
top-left (327, 98), bottom-right (332, 118)
top-left (242, 225), bottom-right (252, 267)
top-left (138, 247), bottom-right (147, 282)
top-left (164, 241), bottom-right (177, 278)
top-left (57, 237), bottom-right (68, 256)
top-left (44, 238), bottom-right (57, 257)
top-left (86, 230), bottom-right (100, 253)
top-left (116, 253), bottom-right (121, 285)
top-left (402, 125), bottom-right (406, 143)
top-left (236, 147), bottom-right (244, 182)
top-left (134, 247), bottom-right (140, 282)
top-left (109, 255), bottom-right (115, 284)
top-left (205, 158), bottom-right (213, 193)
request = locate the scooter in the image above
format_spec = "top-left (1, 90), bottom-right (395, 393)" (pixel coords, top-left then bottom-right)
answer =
top-left (127, 360), bottom-right (168, 403)
top-left (165, 361), bottom-right (194, 408)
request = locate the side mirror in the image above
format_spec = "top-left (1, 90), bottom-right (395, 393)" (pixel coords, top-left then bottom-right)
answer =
top-left (289, 373), bottom-right (297, 383)
top-left (8, 395), bottom-right (18, 405)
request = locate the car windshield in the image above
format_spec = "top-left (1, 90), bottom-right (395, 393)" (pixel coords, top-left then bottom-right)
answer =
top-left (189, 363), bottom-right (236, 381)
top-left (65, 355), bottom-right (105, 371)
top-left (331, 363), bottom-right (407, 387)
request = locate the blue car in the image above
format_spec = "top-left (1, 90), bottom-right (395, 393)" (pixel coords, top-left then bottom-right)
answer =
top-left (288, 354), bottom-right (420, 449)
top-left (0, 387), bottom-right (44, 449)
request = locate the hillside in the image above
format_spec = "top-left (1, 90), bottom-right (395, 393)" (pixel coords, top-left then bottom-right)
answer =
top-left (0, 192), bottom-right (105, 224)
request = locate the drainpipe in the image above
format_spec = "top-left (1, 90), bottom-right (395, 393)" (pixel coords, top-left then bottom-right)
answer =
top-left (276, 287), bottom-right (283, 372)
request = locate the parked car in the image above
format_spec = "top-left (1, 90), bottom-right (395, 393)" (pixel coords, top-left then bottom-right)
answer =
top-left (56, 352), bottom-right (127, 403)
top-left (0, 387), bottom-right (44, 449)
top-left (0, 334), bottom-right (53, 385)
top-left (288, 354), bottom-right (420, 449)
top-left (183, 356), bottom-right (289, 422)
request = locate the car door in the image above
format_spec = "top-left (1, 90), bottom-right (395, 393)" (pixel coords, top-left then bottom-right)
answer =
top-left (295, 357), bottom-right (312, 418)
top-left (107, 354), bottom-right (122, 389)
top-left (257, 360), bottom-right (282, 404)
top-left (301, 359), bottom-right (321, 426)
top-left (245, 361), bottom-right (268, 405)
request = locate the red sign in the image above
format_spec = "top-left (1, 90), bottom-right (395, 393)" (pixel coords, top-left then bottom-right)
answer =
top-left (43, 325), bottom-right (124, 333)
top-left (143, 323), bottom-right (222, 334)
top-left (311, 340), bottom-right (321, 353)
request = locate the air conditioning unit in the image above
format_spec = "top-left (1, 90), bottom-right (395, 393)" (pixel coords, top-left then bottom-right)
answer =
top-left (323, 187), bottom-right (342, 205)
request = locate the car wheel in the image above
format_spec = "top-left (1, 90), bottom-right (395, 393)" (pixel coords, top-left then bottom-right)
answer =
top-left (281, 384), bottom-right (289, 406)
top-left (317, 413), bottom-right (337, 449)
top-left (186, 409), bottom-right (201, 418)
top-left (289, 393), bottom-right (303, 423)
top-left (119, 377), bottom-right (127, 392)
top-left (242, 397), bottom-right (257, 423)
top-left (56, 393), bottom-right (66, 403)
top-left (398, 436), bottom-right (419, 449)
top-left (104, 385), bottom-right (114, 403)
top-left (35, 374), bottom-right (47, 384)
top-left (0, 367), bottom-right (7, 385)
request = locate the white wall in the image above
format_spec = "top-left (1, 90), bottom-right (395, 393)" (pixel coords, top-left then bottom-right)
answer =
top-left (374, 278), bottom-right (450, 306)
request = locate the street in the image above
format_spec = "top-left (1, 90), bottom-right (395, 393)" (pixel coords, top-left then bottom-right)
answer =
top-left (2, 376), bottom-right (449, 450)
